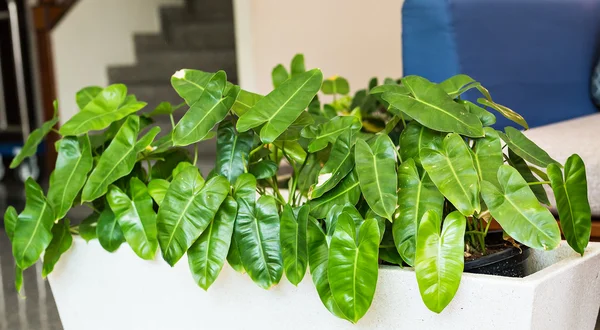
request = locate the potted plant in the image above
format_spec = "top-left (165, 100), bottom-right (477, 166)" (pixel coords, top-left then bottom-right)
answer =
top-left (5, 54), bottom-right (600, 329)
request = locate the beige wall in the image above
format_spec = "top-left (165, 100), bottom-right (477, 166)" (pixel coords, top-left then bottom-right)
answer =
top-left (233, 0), bottom-right (403, 95)
top-left (52, 0), bottom-right (184, 124)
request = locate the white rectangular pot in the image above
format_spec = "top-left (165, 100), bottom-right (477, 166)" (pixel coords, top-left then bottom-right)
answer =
top-left (48, 238), bottom-right (600, 330)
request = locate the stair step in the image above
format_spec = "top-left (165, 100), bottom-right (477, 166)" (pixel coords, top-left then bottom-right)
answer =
top-left (160, 5), bottom-right (233, 26)
top-left (166, 22), bottom-right (235, 50)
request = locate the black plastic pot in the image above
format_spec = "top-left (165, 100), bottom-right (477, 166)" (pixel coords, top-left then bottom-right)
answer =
top-left (464, 231), bottom-right (531, 278)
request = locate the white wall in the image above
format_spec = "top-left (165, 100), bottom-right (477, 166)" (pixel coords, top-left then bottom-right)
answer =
top-left (52, 0), bottom-right (184, 124)
top-left (233, 0), bottom-right (403, 95)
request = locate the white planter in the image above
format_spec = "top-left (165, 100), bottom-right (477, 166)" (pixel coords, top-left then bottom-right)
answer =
top-left (48, 238), bottom-right (600, 330)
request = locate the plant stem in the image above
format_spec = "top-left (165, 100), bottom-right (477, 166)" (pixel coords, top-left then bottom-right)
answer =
top-left (193, 144), bottom-right (198, 166)
top-left (146, 158), bottom-right (153, 181)
top-left (51, 128), bottom-right (61, 135)
top-left (478, 218), bottom-right (486, 254)
top-left (527, 181), bottom-right (550, 186)
top-left (465, 230), bottom-right (486, 235)
top-left (249, 144), bottom-right (265, 157)
top-left (169, 114), bottom-right (175, 129)
top-left (382, 116), bottom-right (401, 135)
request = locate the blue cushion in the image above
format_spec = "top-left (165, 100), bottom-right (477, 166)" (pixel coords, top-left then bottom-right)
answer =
top-left (402, 0), bottom-right (600, 128)
top-left (593, 58), bottom-right (600, 107)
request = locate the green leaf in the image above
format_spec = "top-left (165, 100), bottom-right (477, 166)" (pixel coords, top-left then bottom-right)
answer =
top-left (459, 100), bottom-right (496, 126)
top-left (439, 74), bottom-right (479, 98)
top-left (227, 173), bottom-right (259, 273)
top-left (171, 162), bottom-right (195, 179)
top-left (481, 165), bottom-right (561, 250)
top-left (355, 135), bottom-right (397, 220)
top-left (321, 76), bottom-right (350, 95)
top-left (231, 89), bottom-right (263, 117)
top-left (47, 135), bottom-right (93, 221)
top-left (380, 221), bottom-right (403, 265)
top-left (477, 96), bottom-right (528, 129)
top-left (188, 196), bottom-right (238, 290)
top-left (82, 116), bottom-right (159, 202)
top-left (249, 159), bottom-right (278, 180)
top-left (42, 218), bottom-right (72, 277)
top-left (421, 133), bottom-right (480, 216)
top-left (369, 84), bottom-right (409, 95)
top-left (106, 178), bottom-right (158, 260)
top-left (237, 69), bottom-right (323, 143)
top-left (383, 76), bottom-right (484, 137)
top-left (273, 140), bottom-right (307, 164)
top-left (471, 127), bottom-right (503, 188)
top-left (310, 130), bottom-right (355, 199)
top-left (12, 179), bottom-right (55, 269)
top-left (399, 121), bottom-right (443, 165)
top-left (4, 206), bottom-right (18, 241)
top-left (150, 148), bottom-right (191, 180)
top-left (280, 204), bottom-right (309, 285)
top-left (10, 112), bottom-right (59, 169)
top-left (76, 86), bottom-right (103, 110)
top-left (79, 213), bottom-right (98, 242)
top-left (325, 204), bottom-right (365, 243)
top-left (15, 266), bottom-right (23, 294)
top-left (148, 179), bottom-right (170, 207)
top-left (227, 233), bottom-right (245, 273)
top-left (215, 121), bottom-right (254, 183)
top-left (393, 159), bottom-right (444, 266)
top-left (157, 167), bottom-right (230, 266)
top-left (415, 210), bottom-right (466, 313)
top-left (500, 127), bottom-right (558, 168)
top-left (290, 54), bottom-right (306, 76)
top-left (301, 115), bottom-right (361, 153)
top-left (145, 101), bottom-right (184, 117)
top-left (508, 149), bottom-right (550, 205)
top-left (60, 85), bottom-right (146, 136)
top-left (310, 171), bottom-right (361, 219)
top-left (96, 208), bottom-right (125, 252)
top-left (272, 64), bottom-right (289, 88)
top-left (297, 154), bottom-right (321, 197)
top-left (548, 154), bottom-right (591, 255)
top-left (329, 215), bottom-right (379, 323)
top-left (235, 196), bottom-right (283, 289)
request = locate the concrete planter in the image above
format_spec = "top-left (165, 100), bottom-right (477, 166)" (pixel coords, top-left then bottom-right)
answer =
top-left (48, 238), bottom-right (600, 330)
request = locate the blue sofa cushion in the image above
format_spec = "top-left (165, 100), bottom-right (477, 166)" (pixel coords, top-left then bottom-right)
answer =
top-left (402, 0), bottom-right (600, 128)
top-left (593, 58), bottom-right (600, 107)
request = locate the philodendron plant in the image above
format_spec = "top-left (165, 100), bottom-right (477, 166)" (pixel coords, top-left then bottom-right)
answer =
top-left (5, 54), bottom-right (591, 323)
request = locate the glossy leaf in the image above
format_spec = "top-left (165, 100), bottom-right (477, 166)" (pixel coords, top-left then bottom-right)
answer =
top-left (60, 85), bottom-right (146, 136)
top-left (309, 171), bottom-right (361, 219)
top-left (508, 150), bottom-right (550, 205)
top-left (459, 100), bottom-right (496, 126)
top-left (382, 76), bottom-right (484, 137)
top-left (148, 179), bottom-right (170, 207)
top-left (355, 135), bottom-right (397, 220)
top-left (415, 210), bottom-right (466, 313)
top-left (96, 208), bottom-right (124, 252)
top-left (171, 162), bottom-right (195, 179)
top-left (82, 116), bottom-right (159, 202)
top-left (150, 148), bottom-right (191, 180)
top-left (439, 74), bottom-right (479, 98)
top-left (234, 196), bottom-right (283, 289)
top-left (321, 76), bottom-right (350, 95)
top-left (500, 127), bottom-right (558, 168)
top-left (79, 213), bottom-right (98, 242)
top-left (325, 204), bottom-right (364, 242)
top-left (471, 128), bottom-right (503, 188)
top-left (329, 215), bottom-right (379, 323)
top-left (421, 133), bottom-right (480, 216)
top-left (231, 89), bottom-right (263, 117)
top-left (76, 86), bottom-right (102, 110)
top-left (10, 108), bottom-right (59, 169)
top-left (548, 154), bottom-right (591, 255)
top-left (237, 69), bottom-right (323, 143)
top-left (42, 218), bottom-right (72, 277)
top-left (145, 101), bottom-right (184, 117)
top-left (290, 54), bottom-right (306, 76)
top-left (272, 64), bottom-right (289, 88)
top-left (47, 135), bottom-right (93, 221)
top-left (249, 159), bottom-right (278, 180)
top-left (369, 84), bottom-right (409, 95)
top-left (310, 130), bottom-right (354, 199)
top-left (227, 173), bottom-right (259, 273)
top-left (398, 121), bottom-right (443, 165)
top-left (157, 167), bottom-right (230, 266)
top-left (273, 140), bottom-right (307, 164)
top-left (12, 179), bottom-right (55, 269)
top-left (215, 121), bottom-right (254, 183)
top-left (301, 115), bottom-right (361, 153)
top-left (107, 178), bottom-right (158, 260)
top-left (481, 165), bottom-right (561, 250)
top-left (188, 196), bottom-right (238, 290)
top-left (280, 204), bottom-right (309, 285)
top-left (4, 206), bottom-right (18, 241)
top-left (477, 96), bottom-right (528, 129)
top-left (393, 159), bottom-right (444, 266)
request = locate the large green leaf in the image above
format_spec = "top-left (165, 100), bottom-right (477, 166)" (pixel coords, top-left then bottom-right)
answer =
top-left (280, 204), bottom-right (309, 286)
top-left (321, 76), bottom-right (350, 95)
top-left (301, 115), bottom-right (361, 153)
top-left (471, 127), bottom-right (503, 187)
top-left (273, 140), bottom-right (307, 164)
top-left (399, 121), bottom-right (443, 165)
top-left (42, 218), bottom-right (72, 277)
top-left (10, 105), bottom-right (59, 169)
top-left (458, 100), bottom-right (496, 127)
top-left (172, 71), bottom-right (237, 146)
top-left (477, 96), bottom-right (528, 129)
top-left (12, 179), bottom-right (55, 269)
top-left (382, 76), bottom-right (484, 137)
top-left (188, 196), bottom-right (238, 290)
top-left (60, 85), bottom-right (146, 136)
top-left (508, 149), bottom-right (550, 205)
top-left (76, 86), bottom-right (103, 110)
top-left (272, 64), bottom-right (289, 88)
top-left (415, 210), bottom-right (466, 313)
top-left (249, 159), bottom-right (278, 180)
top-left (481, 165), bottom-right (561, 250)
top-left (307, 217), bottom-right (349, 321)
top-left (439, 74), bottom-right (479, 98)
top-left (47, 135), bottom-right (93, 221)
top-left (369, 84), bottom-right (409, 96)
top-left (227, 173), bottom-right (258, 273)
top-left (309, 171), bottom-right (361, 219)
top-left (500, 127), bottom-right (557, 168)
top-left (96, 208), bottom-right (125, 252)
top-left (237, 69), bottom-right (323, 143)
top-left (310, 130), bottom-right (354, 199)
top-left (79, 213), bottom-right (98, 242)
top-left (106, 178), bottom-right (158, 260)
top-left (231, 89), bottom-right (263, 117)
top-left (4, 206), bottom-right (18, 241)
top-left (148, 179), bottom-right (170, 206)
top-left (548, 154), bottom-right (591, 255)
top-left (145, 101), bottom-right (185, 118)
top-left (329, 215), bottom-right (379, 323)
top-left (157, 167), bottom-right (230, 266)
top-left (215, 121), bottom-right (254, 183)
top-left (149, 148), bottom-right (191, 180)
top-left (355, 135), bottom-right (397, 220)
top-left (393, 159), bottom-right (444, 266)
top-left (421, 133), bottom-right (480, 216)
top-left (82, 116), bottom-right (159, 202)
top-left (290, 54), bottom-right (306, 76)
top-left (298, 154), bottom-right (321, 197)
top-left (235, 196), bottom-right (283, 289)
